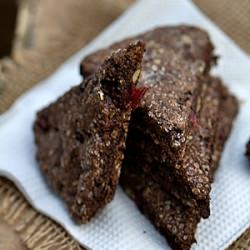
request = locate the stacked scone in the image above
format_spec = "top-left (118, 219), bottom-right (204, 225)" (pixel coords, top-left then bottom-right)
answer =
top-left (34, 26), bottom-right (238, 250)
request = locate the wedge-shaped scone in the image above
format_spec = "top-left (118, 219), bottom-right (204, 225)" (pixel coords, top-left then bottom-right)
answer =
top-left (125, 77), bottom-right (238, 218)
top-left (34, 42), bottom-right (145, 223)
top-left (120, 77), bottom-right (238, 250)
top-left (80, 25), bottom-right (215, 77)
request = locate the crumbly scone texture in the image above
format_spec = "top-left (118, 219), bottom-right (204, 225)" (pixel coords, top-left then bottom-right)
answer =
top-left (124, 129), bottom-right (209, 217)
top-left (34, 42), bottom-right (145, 223)
top-left (80, 25), bottom-right (217, 202)
top-left (172, 77), bottom-right (237, 203)
top-left (125, 77), bottom-right (238, 218)
top-left (120, 79), bottom-right (238, 250)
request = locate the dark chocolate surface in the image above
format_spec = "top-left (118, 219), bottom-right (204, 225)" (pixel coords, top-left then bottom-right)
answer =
top-left (34, 42), bottom-right (145, 223)
top-left (125, 77), bottom-right (238, 218)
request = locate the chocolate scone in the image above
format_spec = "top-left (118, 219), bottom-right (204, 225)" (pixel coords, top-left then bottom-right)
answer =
top-left (246, 139), bottom-right (250, 161)
top-left (34, 42), bottom-right (145, 223)
top-left (120, 78), bottom-right (238, 250)
top-left (120, 164), bottom-right (200, 250)
top-left (80, 25), bottom-right (215, 77)
top-left (125, 77), bottom-right (238, 218)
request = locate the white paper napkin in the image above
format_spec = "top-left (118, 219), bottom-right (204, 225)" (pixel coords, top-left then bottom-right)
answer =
top-left (0, 0), bottom-right (250, 249)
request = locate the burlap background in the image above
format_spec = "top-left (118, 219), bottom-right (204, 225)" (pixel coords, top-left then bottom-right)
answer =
top-left (0, 0), bottom-right (249, 249)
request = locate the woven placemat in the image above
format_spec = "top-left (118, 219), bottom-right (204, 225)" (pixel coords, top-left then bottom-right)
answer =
top-left (0, 0), bottom-right (249, 249)
top-left (194, 0), bottom-right (250, 54)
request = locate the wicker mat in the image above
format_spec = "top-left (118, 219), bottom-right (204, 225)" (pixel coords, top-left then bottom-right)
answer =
top-left (0, 0), bottom-right (249, 249)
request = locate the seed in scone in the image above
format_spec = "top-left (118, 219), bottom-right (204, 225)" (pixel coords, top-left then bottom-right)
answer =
top-left (132, 69), bottom-right (141, 83)
top-left (98, 90), bottom-right (104, 100)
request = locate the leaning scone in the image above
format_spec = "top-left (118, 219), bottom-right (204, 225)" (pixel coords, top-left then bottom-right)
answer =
top-left (34, 42), bottom-right (145, 223)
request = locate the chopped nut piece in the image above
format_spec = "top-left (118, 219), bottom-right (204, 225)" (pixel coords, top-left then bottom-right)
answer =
top-left (132, 69), bottom-right (141, 84)
top-left (97, 90), bottom-right (104, 100)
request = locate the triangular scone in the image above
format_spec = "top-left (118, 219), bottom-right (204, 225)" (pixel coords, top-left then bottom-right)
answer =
top-left (125, 77), bottom-right (238, 219)
top-left (120, 77), bottom-right (238, 250)
top-left (34, 42), bottom-right (145, 223)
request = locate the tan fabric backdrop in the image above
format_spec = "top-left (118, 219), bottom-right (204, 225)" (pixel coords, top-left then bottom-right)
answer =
top-left (0, 0), bottom-right (249, 249)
